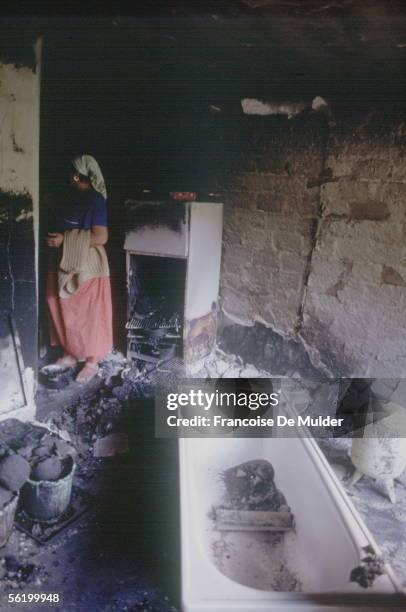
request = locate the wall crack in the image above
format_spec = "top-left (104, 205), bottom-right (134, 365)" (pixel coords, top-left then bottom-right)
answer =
top-left (295, 119), bottom-right (331, 335)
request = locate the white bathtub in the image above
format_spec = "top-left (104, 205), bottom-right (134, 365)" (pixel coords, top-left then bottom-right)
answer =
top-left (179, 433), bottom-right (404, 611)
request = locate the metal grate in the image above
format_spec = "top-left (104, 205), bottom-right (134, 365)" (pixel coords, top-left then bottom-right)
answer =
top-left (126, 313), bottom-right (181, 331)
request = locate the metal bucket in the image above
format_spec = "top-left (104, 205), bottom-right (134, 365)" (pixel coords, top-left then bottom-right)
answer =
top-left (0, 492), bottom-right (19, 547)
top-left (22, 457), bottom-right (75, 522)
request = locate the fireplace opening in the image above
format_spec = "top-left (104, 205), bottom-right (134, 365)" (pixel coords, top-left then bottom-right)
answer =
top-left (126, 254), bottom-right (186, 363)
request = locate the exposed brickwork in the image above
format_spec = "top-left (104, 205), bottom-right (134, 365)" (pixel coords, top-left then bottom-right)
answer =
top-left (381, 265), bottom-right (406, 287)
top-left (219, 112), bottom-right (406, 376)
top-left (302, 118), bottom-right (406, 376)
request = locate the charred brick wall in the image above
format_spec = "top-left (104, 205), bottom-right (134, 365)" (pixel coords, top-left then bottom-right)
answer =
top-left (218, 111), bottom-right (406, 377)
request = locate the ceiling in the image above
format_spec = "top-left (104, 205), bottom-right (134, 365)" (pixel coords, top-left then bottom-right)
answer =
top-left (2, 1), bottom-right (405, 106)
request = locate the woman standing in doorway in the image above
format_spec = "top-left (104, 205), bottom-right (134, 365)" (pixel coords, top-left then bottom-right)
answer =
top-left (46, 154), bottom-right (113, 383)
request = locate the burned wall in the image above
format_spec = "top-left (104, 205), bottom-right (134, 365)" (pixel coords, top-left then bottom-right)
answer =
top-left (302, 116), bottom-right (406, 376)
top-left (219, 111), bottom-right (406, 377)
top-left (0, 44), bottom-right (41, 376)
top-left (219, 113), bottom-right (326, 332)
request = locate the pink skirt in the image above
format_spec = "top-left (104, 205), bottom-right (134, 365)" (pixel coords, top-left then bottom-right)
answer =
top-left (47, 272), bottom-right (113, 361)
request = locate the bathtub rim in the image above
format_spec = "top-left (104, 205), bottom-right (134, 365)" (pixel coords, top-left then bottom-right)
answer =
top-left (281, 398), bottom-right (403, 594)
top-left (179, 430), bottom-right (404, 609)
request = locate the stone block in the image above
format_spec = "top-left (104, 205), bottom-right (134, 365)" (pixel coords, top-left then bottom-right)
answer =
top-left (328, 152), bottom-right (401, 180)
top-left (302, 292), bottom-right (337, 327)
top-left (252, 248), bottom-right (279, 268)
top-left (220, 269), bottom-right (242, 290)
top-left (318, 218), bottom-right (401, 266)
top-left (296, 190), bottom-right (320, 217)
top-left (258, 287), bottom-right (302, 334)
top-left (349, 200), bottom-right (390, 221)
top-left (222, 244), bottom-right (253, 272)
top-left (304, 277), bottom-right (406, 376)
top-left (352, 158), bottom-right (395, 181)
top-left (224, 191), bottom-right (257, 210)
top-left (223, 225), bottom-right (242, 246)
top-left (296, 218), bottom-right (316, 239)
top-left (240, 224), bottom-right (269, 247)
top-left (321, 178), bottom-right (371, 217)
top-left (256, 191), bottom-right (283, 213)
top-left (220, 115), bottom-right (406, 378)
top-left (278, 271), bottom-right (307, 292)
top-left (348, 261), bottom-right (382, 286)
top-left (273, 230), bottom-right (304, 255)
top-left (235, 208), bottom-right (268, 229)
top-left (279, 252), bottom-right (308, 276)
top-left (220, 286), bottom-right (256, 326)
top-left (381, 265), bottom-right (406, 287)
top-left (241, 265), bottom-right (276, 294)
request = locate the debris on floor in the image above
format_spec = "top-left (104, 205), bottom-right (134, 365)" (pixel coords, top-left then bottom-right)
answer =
top-left (0, 487), bottom-right (13, 507)
top-left (319, 437), bottom-right (406, 589)
top-left (93, 433), bottom-right (129, 458)
top-left (2, 347), bottom-right (406, 607)
top-left (0, 351), bottom-right (181, 611)
top-left (0, 453), bottom-right (30, 493)
top-left (0, 555), bottom-right (40, 590)
top-left (29, 435), bottom-right (76, 483)
top-left (191, 347), bottom-right (271, 378)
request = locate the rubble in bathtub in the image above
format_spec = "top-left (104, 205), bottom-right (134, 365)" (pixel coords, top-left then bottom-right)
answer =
top-left (209, 459), bottom-right (302, 591)
top-left (218, 460), bottom-right (288, 512)
top-left (350, 545), bottom-right (385, 588)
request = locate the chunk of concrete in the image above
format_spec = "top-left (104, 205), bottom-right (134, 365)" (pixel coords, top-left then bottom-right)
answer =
top-left (54, 438), bottom-right (77, 459)
top-left (0, 485), bottom-right (13, 507)
top-left (93, 433), bottom-right (129, 458)
top-left (32, 445), bottom-right (51, 458)
top-left (31, 457), bottom-right (63, 482)
top-left (222, 460), bottom-right (287, 511)
top-left (0, 454), bottom-right (30, 492)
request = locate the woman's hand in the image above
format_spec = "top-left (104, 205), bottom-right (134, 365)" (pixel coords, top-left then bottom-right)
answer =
top-left (46, 232), bottom-right (64, 248)
top-left (90, 225), bottom-right (108, 246)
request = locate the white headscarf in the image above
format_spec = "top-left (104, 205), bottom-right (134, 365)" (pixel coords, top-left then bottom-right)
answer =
top-left (71, 154), bottom-right (107, 199)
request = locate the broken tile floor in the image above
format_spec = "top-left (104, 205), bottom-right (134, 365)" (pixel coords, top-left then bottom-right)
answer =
top-left (0, 350), bottom-right (405, 610)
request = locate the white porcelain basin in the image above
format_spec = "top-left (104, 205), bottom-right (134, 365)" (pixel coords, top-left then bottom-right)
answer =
top-left (179, 433), bottom-right (403, 611)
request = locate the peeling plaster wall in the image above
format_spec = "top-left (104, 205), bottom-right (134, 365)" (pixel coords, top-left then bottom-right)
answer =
top-left (219, 112), bottom-right (406, 377)
top-left (0, 42), bottom-right (41, 384)
top-left (302, 119), bottom-right (406, 376)
top-left (220, 114), bottom-right (326, 332)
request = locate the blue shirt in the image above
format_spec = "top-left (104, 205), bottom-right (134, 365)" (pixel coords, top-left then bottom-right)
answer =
top-left (59, 191), bottom-right (107, 230)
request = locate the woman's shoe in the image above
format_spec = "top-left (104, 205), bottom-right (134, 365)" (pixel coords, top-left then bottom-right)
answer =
top-left (76, 361), bottom-right (99, 384)
top-left (54, 354), bottom-right (78, 368)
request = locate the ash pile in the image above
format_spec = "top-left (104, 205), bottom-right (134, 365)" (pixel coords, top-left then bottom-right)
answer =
top-left (36, 351), bottom-right (185, 464)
